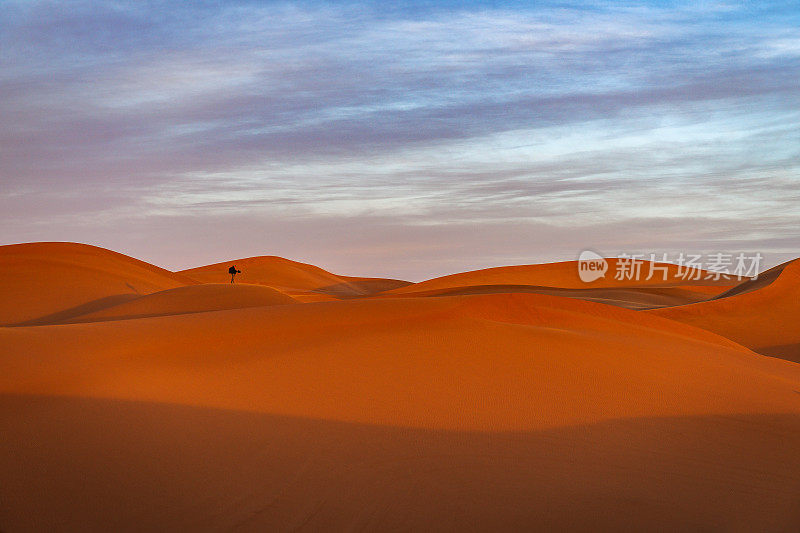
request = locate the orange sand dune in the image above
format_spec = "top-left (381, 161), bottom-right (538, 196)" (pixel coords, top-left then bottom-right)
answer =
top-left (651, 259), bottom-right (800, 362)
top-left (181, 256), bottom-right (409, 298)
top-left (0, 242), bottom-right (195, 326)
top-left (1, 292), bottom-right (799, 530)
top-left (379, 259), bottom-right (736, 309)
top-left (64, 283), bottom-right (296, 323)
top-left (1, 293), bottom-right (796, 430)
top-left (383, 258), bottom-right (739, 296)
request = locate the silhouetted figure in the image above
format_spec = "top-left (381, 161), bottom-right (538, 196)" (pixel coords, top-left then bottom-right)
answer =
top-left (229, 265), bottom-right (241, 283)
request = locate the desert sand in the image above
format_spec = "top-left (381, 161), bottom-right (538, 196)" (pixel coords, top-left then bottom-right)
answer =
top-left (1, 242), bottom-right (799, 531)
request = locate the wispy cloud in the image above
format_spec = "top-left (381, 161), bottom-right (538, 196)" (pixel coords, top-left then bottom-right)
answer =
top-left (1, 0), bottom-right (798, 278)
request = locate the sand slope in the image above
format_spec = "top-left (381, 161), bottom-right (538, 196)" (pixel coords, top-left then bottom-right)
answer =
top-left (650, 259), bottom-right (800, 362)
top-left (2, 244), bottom-right (799, 531)
top-left (65, 283), bottom-right (296, 323)
top-left (1, 293), bottom-right (799, 530)
top-left (2, 397), bottom-right (798, 532)
top-left (2, 293), bottom-right (797, 429)
top-left (0, 242), bottom-right (195, 326)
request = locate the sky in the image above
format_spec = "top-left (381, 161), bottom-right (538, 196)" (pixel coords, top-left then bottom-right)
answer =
top-left (1, 0), bottom-right (799, 280)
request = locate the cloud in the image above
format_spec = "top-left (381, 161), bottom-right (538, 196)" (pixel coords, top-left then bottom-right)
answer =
top-left (1, 0), bottom-right (798, 278)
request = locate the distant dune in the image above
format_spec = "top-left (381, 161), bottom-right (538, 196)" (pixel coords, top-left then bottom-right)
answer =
top-left (181, 255), bottom-right (409, 299)
top-left (650, 259), bottom-right (800, 363)
top-left (380, 259), bottom-right (736, 309)
top-left (1, 242), bottom-right (798, 531)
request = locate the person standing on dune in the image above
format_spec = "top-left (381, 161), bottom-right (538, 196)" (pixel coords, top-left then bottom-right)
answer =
top-left (228, 265), bottom-right (241, 283)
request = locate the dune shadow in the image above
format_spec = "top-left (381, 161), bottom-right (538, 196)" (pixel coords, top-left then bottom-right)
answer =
top-left (711, 259), bottom-right (792, 300)
top-left (314, 279), bottom-right (413, 298)
top-left (757, 343), bottom-right (800, 364)
top-left (383, 284), bottom-right (715, 310)
top-left (1, 394), bottom-right (798, 531)
top-left (5, 294), bottom-right (140, 327)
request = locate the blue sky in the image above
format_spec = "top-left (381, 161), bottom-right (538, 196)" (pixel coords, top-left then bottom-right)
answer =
top-left (1, 0), bottom-right (798, 279)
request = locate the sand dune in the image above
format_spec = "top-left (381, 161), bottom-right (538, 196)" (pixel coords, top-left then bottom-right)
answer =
top-left (650, 259), bottom-right (800, 363)
top-left (1, 293), bottom-right (798, 530)
top-left (181, 256), bottom-right (409, 298)
top-left (383, 258), bottom-right (739, 293)
top-left (2, 244), bottom-right (799, 530)
top-left (65, 283), bottom-right (296, 323)
top-left (2, 293), bottom-right (796, 430)
top-left (0, 242), bottom-right (195, 326)
top-left (380, 259), bottom-right (737, 309)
